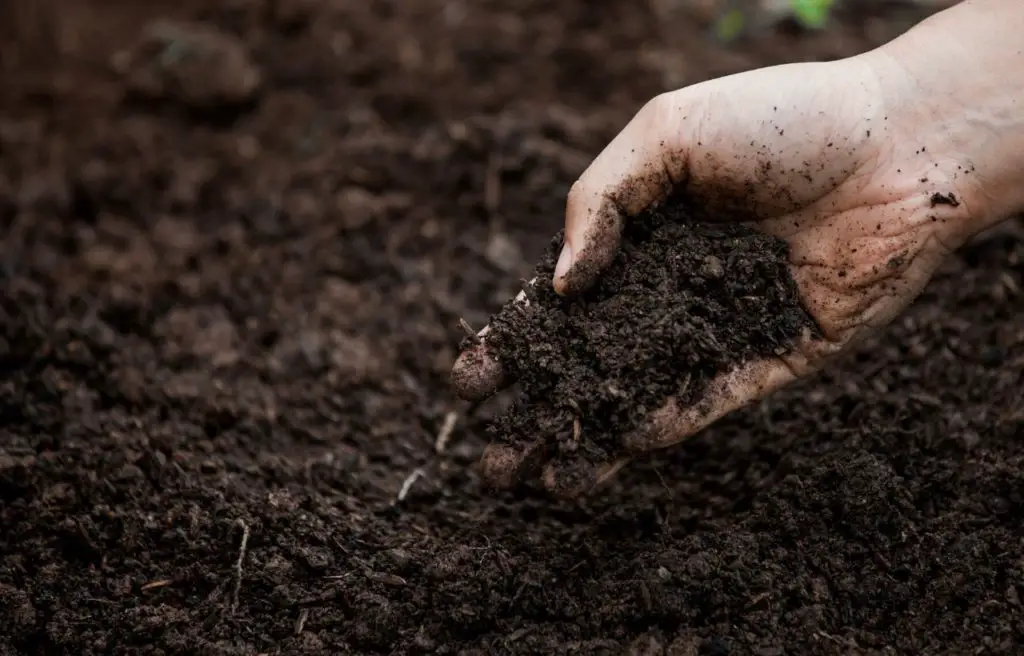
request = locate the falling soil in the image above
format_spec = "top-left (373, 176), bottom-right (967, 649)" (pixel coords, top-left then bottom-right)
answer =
top-left (2, 1), bottom-right (1022, 655)
top-left (484, 205), bottom-right (817, 477)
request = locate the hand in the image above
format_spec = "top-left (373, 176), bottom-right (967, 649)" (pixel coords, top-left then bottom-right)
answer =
top-left (453, 1), bottom-right (1024, 497)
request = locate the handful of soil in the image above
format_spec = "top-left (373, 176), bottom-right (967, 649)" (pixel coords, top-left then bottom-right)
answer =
top-left (476, 198), bottom-right (819, 476)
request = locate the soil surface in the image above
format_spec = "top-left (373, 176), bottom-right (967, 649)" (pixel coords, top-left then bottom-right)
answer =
top-left (483, 208), bottom-right (816, 487)
top-left (2, 1), bottom-right (1023, 655)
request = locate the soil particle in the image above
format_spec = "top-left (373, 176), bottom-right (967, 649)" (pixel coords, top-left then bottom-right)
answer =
top-left (484, 198), bottom-right (817, 468)
top-left (930, 191), bottom-right (960, 207)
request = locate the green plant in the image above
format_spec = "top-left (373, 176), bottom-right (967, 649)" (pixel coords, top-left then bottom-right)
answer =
top-left (790, 0), bottom-right (834, 29)
top-left (713, 0), bottom-right (836, 44)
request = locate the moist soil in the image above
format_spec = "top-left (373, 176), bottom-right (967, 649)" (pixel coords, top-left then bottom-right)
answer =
top-left (1, 1), bottom-right (1022, 655)
top-left (483, 210), bottom-right (816, 483)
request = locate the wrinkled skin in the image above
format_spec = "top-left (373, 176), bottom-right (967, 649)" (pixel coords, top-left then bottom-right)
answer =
top-left (452, 0), bottom-right (1024, 498)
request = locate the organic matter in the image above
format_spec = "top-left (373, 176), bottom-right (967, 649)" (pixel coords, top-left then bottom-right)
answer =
top-left (481, 204), bottom-right (817, 496)
top-left (1, 1), bottom-right (1020, 654)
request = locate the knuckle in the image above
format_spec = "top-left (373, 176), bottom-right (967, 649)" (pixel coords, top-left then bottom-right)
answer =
top-left (640, 92), bottom-right (678, 135)
top-left (565, 177), bottom-right (587, 217)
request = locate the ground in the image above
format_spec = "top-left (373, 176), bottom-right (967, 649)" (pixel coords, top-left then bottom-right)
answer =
top-left (1, 1), bottom-right (1022, 654)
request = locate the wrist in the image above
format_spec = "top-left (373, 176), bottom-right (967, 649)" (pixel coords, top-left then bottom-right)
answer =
top-left (864, 0), bottom-right (1024, 243)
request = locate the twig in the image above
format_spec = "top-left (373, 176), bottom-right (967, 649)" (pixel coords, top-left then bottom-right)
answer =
top-left (396, 468), bottom-right (425, 503)
top-left (294, 608), bottom-right (309, 636)
top-left (231, 519), bottom-right (251, 613)
top-left (141, 579), bottom-right (172, 591)
top-left (434, 411), bottom-right (458, 453)
top-left (458, 317), bottom-right (481, 344)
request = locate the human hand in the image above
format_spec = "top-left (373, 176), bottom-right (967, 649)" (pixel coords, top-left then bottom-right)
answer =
top-left (453, 1), bottom-right (1024, 497)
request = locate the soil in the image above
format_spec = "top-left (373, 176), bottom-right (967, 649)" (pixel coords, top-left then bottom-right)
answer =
top-left (1, 1), bottom-right (1022, 655)
top-left (482, 209), bottom-right (816, 484)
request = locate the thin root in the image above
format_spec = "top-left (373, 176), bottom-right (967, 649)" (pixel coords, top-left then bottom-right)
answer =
top-left (231, 519), bottom-right (251, 613)
top-left (295, 608), bottom-right (310, 636)
top-left (434, 411), bottom-right (458, 453)
top-left (458, 317), bottom-right (480, 344)
top-left (140, 579), bottom-right (172, 591)
top-left (396, 468), bottom-right (425, 503)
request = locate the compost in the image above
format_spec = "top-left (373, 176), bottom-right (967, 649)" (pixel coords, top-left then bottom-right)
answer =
top-left (481, 210), bottom-right (816, 495)
top-left (1, 1), bottom-right (1021, 654)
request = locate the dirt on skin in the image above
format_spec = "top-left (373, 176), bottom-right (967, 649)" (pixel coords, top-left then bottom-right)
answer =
top-left (482, 205), bottom-right (817, 491)
top-left (2, 1), bottom-right (1023, 655)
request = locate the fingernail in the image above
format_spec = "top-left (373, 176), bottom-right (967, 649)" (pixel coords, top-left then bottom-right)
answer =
top-left (554, 243), bottom-right (574, 280)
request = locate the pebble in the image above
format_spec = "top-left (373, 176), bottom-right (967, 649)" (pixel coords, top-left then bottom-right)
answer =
top-left (699, 255), bottom-right (724, 279)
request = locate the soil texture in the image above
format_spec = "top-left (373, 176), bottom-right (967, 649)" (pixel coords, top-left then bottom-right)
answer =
top-left (1, 1), bottom-right (1022, 655)
top-left (484, 205), bottom-right (816, 479)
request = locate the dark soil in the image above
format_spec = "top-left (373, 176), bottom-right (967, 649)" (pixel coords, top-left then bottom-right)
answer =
top-left (1, 1), bottom-right (1022, 655)
top-left (484, 207), bottom-right (816, 475)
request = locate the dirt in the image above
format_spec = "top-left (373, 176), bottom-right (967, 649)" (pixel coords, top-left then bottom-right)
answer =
top-left (1, 1), bottom-right (1023, 655)
top-left (482, 207), bottom-right (816, 489)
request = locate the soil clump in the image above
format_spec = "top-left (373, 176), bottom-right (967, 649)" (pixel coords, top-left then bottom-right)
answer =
top-left (484, 200), bottom-right (817, 474)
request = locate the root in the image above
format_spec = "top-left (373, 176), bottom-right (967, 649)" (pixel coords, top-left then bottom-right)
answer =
top-left (458, 317), bottom-right (481, 345)
top-left (295, 608), bottom-right (310, 636)
top-left (396, 468), bottom-right (425, 504)
top-left (434, 411), bottom-right (458, 453)
top-left (231, 519), bottom-right (251, 613)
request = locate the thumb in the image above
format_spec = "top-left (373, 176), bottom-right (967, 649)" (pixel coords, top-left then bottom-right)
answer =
top-left (554, 93), bottom-right (692, 296)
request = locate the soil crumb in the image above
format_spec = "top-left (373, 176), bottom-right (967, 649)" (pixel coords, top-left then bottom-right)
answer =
top-left (483, 197), bottom-right (818, 468)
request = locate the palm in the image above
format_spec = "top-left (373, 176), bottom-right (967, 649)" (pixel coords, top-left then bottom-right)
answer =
top-left (453, 53), bottom-right (974, 497)
top-left (603, 57), bottom-right (968, 366)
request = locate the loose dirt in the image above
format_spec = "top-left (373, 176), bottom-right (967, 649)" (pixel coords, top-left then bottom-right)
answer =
top-left (1, 1), bottom-right (1022, 655)
top-left (483, 206), bottom-right (816, 488)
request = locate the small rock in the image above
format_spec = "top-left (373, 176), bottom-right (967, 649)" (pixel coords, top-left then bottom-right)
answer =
top-left (699, 255), bottom-right (724, 279)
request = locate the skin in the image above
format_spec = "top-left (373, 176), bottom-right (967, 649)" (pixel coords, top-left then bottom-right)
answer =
top-left (452, 0), bottom-right (1024, 498)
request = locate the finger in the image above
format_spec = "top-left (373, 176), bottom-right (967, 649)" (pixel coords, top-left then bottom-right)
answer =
top-left (478, 441), bottom-right (549, 490)
top-left (450, 277), bottom-right (537, 401)
top-left (540, 457), bottom-right (629, 500)
top-left (555, 93), bottom-right (689, 297)
top-left (450, 342), bottom-right (507, 401)
top-left (621, 356), bottom-right (807, 454)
